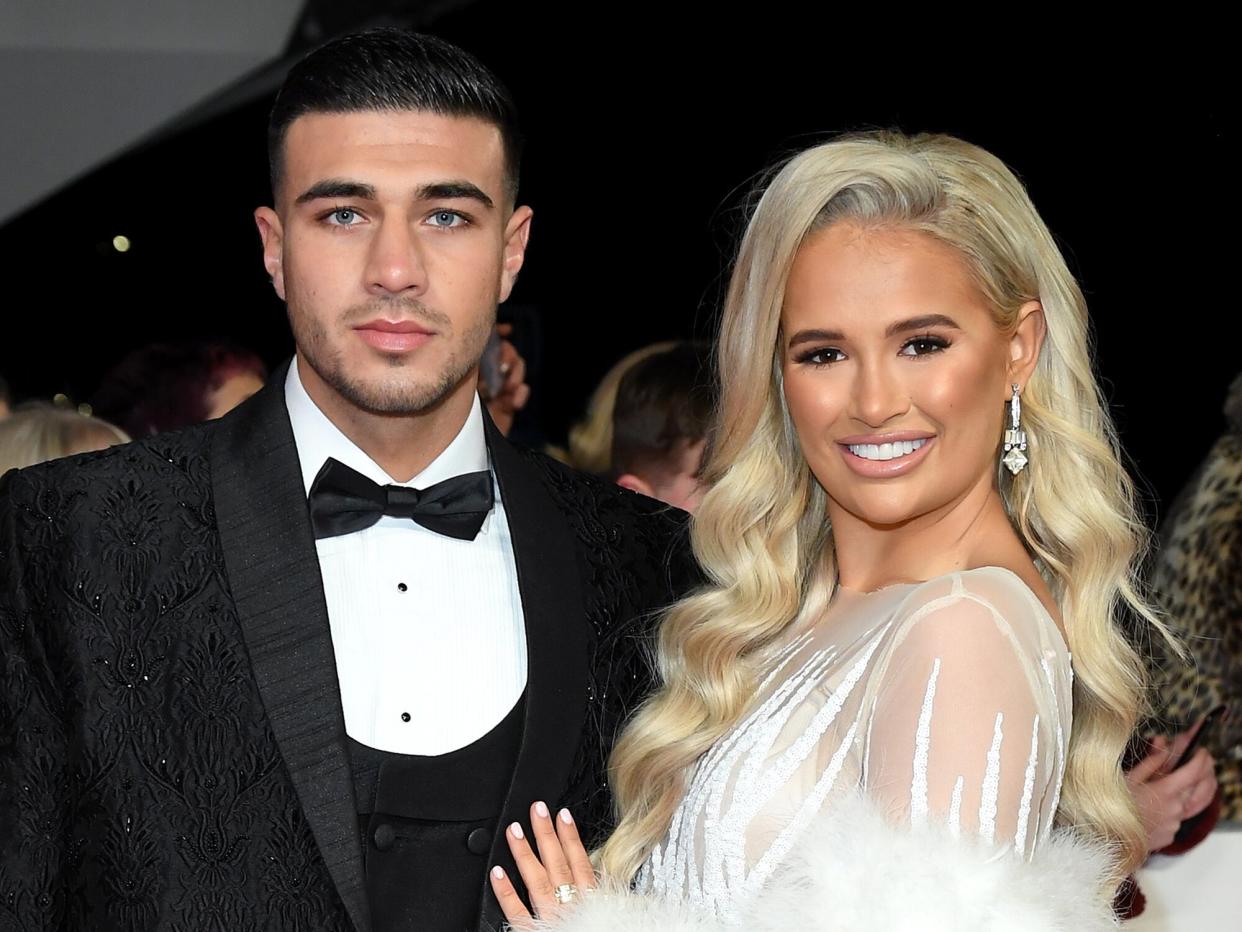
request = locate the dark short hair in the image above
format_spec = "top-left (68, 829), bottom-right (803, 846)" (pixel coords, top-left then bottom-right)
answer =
top-left (268, 27), bottom-right (522, 201)
top-left (611, 343), bottom-right (716, 482)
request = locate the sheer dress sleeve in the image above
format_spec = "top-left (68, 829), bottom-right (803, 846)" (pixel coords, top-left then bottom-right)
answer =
top-left (860, 572), bottom-right (1070, 859)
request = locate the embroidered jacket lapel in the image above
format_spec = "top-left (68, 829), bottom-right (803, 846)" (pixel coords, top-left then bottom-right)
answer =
top-left (210, 364), bottom-right (370, 932)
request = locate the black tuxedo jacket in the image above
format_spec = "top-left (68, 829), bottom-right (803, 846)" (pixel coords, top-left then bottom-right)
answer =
top-left (0, 371), bottom-right (697, 931)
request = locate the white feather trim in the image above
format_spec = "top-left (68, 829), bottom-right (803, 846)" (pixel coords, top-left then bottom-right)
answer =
top-left (530, 792), bottom-right (1119, 931)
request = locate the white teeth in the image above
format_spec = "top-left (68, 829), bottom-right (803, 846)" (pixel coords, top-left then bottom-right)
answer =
top-left (847, 438), bottom-right (927, 461)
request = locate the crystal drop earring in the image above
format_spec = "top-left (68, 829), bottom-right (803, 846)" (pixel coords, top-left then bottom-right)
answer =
top-left (1002, 383), bottom-right (1029, 475)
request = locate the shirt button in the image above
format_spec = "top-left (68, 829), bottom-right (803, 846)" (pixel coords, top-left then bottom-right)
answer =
top-left (466, 827), bottom-right (491, 855)
top-left (373, 823), bottom-right (396, 851)
top-left (401, 712), bottom-right (411, 723)
top-left (397, 582), bottom-right (408, 592)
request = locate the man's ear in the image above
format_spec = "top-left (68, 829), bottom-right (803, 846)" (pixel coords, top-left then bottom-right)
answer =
top-left (254, 207), bottom-right (286, 301)
top-left (498, 206), bottom-right (533, 303)
top-left (1006, 300), bottom-right (1046, 396)
top-left (615, 473), bottom-right (655, 498)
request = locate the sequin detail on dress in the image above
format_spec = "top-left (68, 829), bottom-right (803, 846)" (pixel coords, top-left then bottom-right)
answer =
top-left (1014, 715), bottom-right (1041, 855)
top-left (910, 657), bottom-right (942, 829)
top-left (979, 713), bottom-right (1005, 844)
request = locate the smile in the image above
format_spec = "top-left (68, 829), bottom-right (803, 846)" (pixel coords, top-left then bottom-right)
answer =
top-left (836, 434), bottom-right (935, 479)
top-left (847, 439), bottom-right (928, 461)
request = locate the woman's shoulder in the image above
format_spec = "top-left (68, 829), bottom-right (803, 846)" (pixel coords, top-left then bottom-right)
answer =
top-left (880, 566), bottom-right (1069, 669)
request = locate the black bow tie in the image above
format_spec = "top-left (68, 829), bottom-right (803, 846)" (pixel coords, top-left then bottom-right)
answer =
top-left (308, 457), bottom-right (494, 542)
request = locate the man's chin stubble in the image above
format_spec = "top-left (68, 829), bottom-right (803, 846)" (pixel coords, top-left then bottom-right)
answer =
top-left (294, 310), bottom-right (489, 418)
top-left (329, 365), bottom-right (466, 417)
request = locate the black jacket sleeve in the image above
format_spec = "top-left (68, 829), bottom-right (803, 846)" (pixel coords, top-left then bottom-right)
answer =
top-left (0, 468), bottom-right (70, 930)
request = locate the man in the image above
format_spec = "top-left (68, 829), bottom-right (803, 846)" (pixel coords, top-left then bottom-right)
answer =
top-left (612, 342), bottom-right (715, 512)
top-left (0, 373), bottom-right (11, 418)
top-left (0, 29), bottom-right (695, 932)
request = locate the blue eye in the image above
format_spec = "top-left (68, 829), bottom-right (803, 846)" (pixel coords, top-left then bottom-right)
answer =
top-left (325, 208), bottom-right (360, 226)
top-left (428, 210), bottom-right (466, 228)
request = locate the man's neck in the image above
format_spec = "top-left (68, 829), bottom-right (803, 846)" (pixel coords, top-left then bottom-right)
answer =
top-left (295, 355), bottom-right (477, 483)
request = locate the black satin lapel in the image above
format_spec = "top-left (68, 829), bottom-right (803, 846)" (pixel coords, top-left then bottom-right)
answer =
top-left (478, 415), bottom-right (589, 931)
top-left (210, 363), bottom-right (369, 932)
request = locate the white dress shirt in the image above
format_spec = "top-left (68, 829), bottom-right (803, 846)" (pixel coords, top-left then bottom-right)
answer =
top-left (285, 361), bottom-right (527, 755)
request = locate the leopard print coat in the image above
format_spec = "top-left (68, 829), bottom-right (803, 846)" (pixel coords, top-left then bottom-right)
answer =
top-left (1149, 376), bottom-right (1242, 819)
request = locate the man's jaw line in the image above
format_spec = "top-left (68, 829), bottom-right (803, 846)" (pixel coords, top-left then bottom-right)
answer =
top-left (295, 352), bottom-right (481, 481)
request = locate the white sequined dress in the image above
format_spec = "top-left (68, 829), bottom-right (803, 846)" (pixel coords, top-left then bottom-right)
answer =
top-left (637, 566), bottom-right (1074, 920)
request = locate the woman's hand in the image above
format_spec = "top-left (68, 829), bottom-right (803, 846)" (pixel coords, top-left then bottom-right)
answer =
top-left (1126, 723), bottom-right (1219, 853)
top-left (490, 802), bottom-right (597, 927)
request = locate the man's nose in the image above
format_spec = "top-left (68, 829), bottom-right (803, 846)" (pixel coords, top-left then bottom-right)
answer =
top-left (364, 220), bottom-right (428, 296)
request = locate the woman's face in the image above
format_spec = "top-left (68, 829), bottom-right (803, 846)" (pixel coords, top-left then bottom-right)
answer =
top-left (780, 222), bottom-right (1031, 530)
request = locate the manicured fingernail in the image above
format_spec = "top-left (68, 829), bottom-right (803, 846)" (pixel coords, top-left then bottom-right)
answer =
top-left (492, 866), bottom-right (505, 879)
top-left (509, 822), bottom-right (524, 840)
top-left (535, 801), bottom-right (549, 818)
top-left (559, 808), bottom-right (573, 824)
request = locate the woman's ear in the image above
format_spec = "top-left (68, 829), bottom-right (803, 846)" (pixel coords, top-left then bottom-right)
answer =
top-left (1007, 301), bottom-right (1046, 393)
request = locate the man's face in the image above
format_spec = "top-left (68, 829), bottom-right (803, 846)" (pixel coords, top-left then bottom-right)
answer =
top-left (255, 110), bottom-right (531, 417)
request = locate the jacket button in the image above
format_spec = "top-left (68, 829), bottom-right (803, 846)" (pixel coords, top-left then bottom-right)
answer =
top-left (466, 827), bottom-right (491, 855)
top-left (373, 823), bottom-right (396, 852)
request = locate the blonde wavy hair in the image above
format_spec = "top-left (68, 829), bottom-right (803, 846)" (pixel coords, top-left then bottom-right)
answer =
top-left (600, 131), bottom-right (1168, 884)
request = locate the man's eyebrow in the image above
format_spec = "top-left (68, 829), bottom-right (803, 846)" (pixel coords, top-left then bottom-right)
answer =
top-left (885, 314), bottom-right (960, 337)
top-left (416, 181), bottom-right (494, 209)
top-left (786, 315), bottom-right (962, 349)
top-left (295, 179), bottom-right (376, 205)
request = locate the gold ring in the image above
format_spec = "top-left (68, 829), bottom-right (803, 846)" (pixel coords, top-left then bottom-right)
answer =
top-left (553, 883), bottom-right (578, 904)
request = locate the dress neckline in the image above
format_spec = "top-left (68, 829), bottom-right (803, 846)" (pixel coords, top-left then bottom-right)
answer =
top-left (836, 564), bottom-right (1028, 597)
top-left (833, 565), bottom-right (1069, 655)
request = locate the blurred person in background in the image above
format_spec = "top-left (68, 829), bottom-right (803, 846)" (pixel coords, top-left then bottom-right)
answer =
top-left (0, 401), bottom-right (129, 474)
top-left (611, 342), bottom-right (715, 512)
top-left (91, 340), bottom-right (268, 437)
top-left (563, 341), bottom-right (677, 473)
top-left (0, 374), bottom-right (12, 419)
top-left (480, 322), bottom-right (531, 437)
top-left (1105, 372), bottom-right (1241, 918)
top-left (1146, 371), bottom-right (1242, 816)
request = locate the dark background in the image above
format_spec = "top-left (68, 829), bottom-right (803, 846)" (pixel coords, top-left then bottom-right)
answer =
top-left (0, 8), bottom-right (1232, 521)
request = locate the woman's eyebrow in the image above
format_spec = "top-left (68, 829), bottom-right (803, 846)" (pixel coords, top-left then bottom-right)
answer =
top-left (885, 314), bottom-right (960, 336)
top-left (787, 328), bottom-right (844, 348)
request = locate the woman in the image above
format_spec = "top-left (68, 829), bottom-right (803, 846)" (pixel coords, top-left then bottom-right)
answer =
top-left (491, 132), bottom-right (1169, 929)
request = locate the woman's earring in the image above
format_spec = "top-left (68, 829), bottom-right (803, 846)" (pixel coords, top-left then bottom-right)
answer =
top-left (1002, 383), bottom-right (1028, 475)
